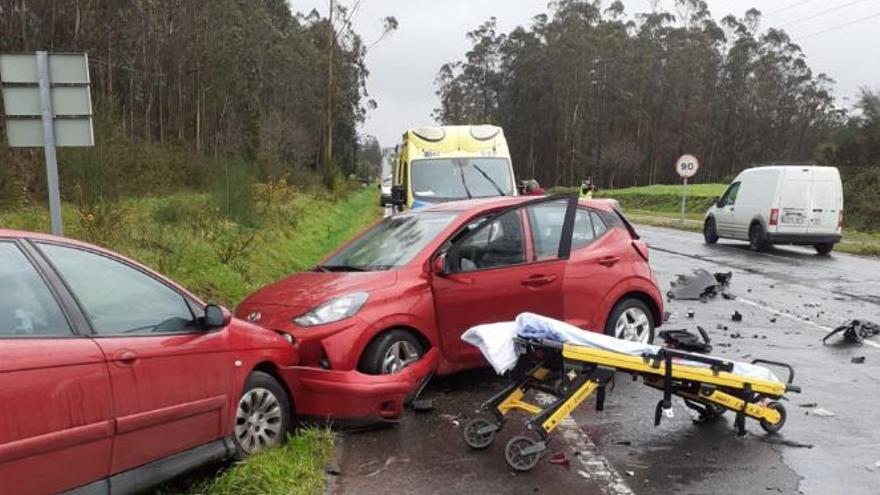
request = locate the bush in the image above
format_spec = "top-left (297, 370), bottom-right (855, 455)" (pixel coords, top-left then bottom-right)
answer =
top-left (843, 168), bottom-right (880, 232)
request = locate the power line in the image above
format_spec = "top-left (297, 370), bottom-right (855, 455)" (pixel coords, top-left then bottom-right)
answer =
top-left (779, 0), bottom-right (871, 27)
top-left (766, 0), bottom-right (820, 17)
top-left (795, 10), bottom-right (880, 40)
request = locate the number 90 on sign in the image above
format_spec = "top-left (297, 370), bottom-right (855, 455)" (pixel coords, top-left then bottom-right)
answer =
top-left (675, 154), bottom-right (699, 179)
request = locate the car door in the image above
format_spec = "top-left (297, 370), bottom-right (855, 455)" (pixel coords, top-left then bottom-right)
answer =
top-left (0, 240), bottom-right (114, 495)
top-left (432, 197), bottom-right (576, 364)
top-left (714, 181), bottom-right (740, 237)
top-left (35, 242), bottom-right (235, 476)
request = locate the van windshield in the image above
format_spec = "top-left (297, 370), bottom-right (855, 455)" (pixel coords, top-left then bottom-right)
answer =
top-left (411, 157), bottom-right (514, 202)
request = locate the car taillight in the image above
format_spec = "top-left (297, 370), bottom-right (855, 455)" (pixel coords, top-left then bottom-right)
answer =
top-left (769, 208), bottom-right (779, 226)
top-left (838, 210), bottom-right (844, 228)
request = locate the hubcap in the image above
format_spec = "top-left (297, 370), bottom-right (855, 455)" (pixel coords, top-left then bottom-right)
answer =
top-left (235, 387), bottom-right (283, 454)
top-left (614, 307), bottom-right (651, 343)
top-left (381, 340), bottom-right (420, 374)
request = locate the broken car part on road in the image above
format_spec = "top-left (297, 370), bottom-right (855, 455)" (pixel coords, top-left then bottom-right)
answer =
top-left (667, 269), bottom-right (733, 301)
top-left (822, 320), bottom-right (880, 345)
top-left (460, 313), bottom-right (801, 472)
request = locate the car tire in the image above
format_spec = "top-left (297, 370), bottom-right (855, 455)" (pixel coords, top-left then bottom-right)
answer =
top-left (749, 222), bottom-right (768, 252)
top-left (359, 329), bottom-right (424, 375)
top-left (605, 298), bottom-right (655, 344)
top-left (814, 243), bottom-right (834, 255)
top-left (233, 371), bottom-right (292, 459)
top-left (703, 217), bottom-right (719, 245)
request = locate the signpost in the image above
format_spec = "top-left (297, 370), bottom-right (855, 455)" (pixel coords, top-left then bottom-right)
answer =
top-left (675, 154), bottom-right (699, 224)
top-left (1, 52), bottom-right (94, 236)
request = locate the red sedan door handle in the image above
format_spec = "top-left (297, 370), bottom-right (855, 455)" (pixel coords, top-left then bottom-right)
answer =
top-left (113, 350), bottom-right (139, 367)
top-left (598, 256), bottom-right (621, 267)
top-left (521, 274), bottom-right (556, 287)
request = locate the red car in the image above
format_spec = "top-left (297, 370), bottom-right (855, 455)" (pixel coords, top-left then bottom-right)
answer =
top-left (237, 195), bottom-right (663, 422)
top-left (0, 230), bottom-right (298, 495)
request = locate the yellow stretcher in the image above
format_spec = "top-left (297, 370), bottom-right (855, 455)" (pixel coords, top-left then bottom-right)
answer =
top-left (462, 338), bottom-right (801, 471)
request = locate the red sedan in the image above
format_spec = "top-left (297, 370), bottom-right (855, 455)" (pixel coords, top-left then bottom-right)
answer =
top-left (237, 195), bottom-right (663, 422)
top-left (0, 230), bottom-right (298, 495)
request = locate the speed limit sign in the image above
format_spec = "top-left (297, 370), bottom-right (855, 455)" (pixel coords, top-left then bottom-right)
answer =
top-left (675, 154), bottom-right (699, 178)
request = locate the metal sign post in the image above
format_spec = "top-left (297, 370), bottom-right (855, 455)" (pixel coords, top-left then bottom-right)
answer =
top-left (36, 51), bottom-right (64, 235)
top-left (675, 154), bottom-right (699, 224)
top-left (1, 51), bottom-right (94, 236)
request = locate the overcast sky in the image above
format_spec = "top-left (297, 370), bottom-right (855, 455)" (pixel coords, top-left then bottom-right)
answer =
top-left (291, 0), bottom-right (880, 146)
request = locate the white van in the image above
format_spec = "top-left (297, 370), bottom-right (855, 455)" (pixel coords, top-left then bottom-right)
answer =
top-left (703, 165), bottom-right (843, 254)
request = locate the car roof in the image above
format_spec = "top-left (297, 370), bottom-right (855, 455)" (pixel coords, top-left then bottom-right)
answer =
top-left (418, 195), bottom-right (614, 214)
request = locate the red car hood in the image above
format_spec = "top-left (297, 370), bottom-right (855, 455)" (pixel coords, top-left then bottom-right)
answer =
top-left (240, 270), bottom-right (398, 310)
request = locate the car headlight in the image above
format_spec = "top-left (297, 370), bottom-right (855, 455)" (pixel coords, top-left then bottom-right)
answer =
top-left (293, 292), bottom-right (369, 327)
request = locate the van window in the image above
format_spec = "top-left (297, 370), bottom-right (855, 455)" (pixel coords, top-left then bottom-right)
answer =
top-left (718, 182), bottom-right (741, 207)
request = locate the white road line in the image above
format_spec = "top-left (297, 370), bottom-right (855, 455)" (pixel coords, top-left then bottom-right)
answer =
top-left (534, 392), bottom-right (634, 494)
top-left (737, 296), bottom-right (880, 349)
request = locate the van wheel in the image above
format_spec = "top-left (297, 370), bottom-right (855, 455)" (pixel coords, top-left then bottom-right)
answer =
top-left (233, 371), bottom-right (291, 458)
top-left (605, 298), bottom-right (655, 344)
top-left (748, 223), bottom-right (768, 252)
top-left (703, 218), bottom-right (719, 245)
top-left (359, 329), bottom-right (424, 375)
top-left (814, 243), bottom-right (834, 255)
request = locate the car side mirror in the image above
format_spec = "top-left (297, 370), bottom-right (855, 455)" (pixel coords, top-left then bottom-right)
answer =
top-left (205, 304), bottom-right (231, 329)
top-left (391, 185), bottom-right (406, 206)
top-left (432, 252), bottom-right (448, 276)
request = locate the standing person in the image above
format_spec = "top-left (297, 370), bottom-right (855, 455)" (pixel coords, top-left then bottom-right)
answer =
top-left (579, 179), bottom-right (593, 200)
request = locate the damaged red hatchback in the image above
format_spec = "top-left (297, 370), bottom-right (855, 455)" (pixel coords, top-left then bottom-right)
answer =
top-left (236, 195), bottom-right (663, 421)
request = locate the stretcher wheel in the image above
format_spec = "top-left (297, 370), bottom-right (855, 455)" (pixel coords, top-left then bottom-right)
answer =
top-left (505, 436), bottom-right (543, 472)
top-left (760, 402), bottom-right (786, 434)
top-left (463, 418), bottom-right (498, 450)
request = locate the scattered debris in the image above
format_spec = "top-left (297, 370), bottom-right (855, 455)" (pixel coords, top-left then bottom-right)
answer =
top-left (625, 470), bottom-right (635, 477)
top-left (798, 402), bottom-right (818, 408)
top-left (411, 399), bottom-right (435, 412)
top-left (808, 407), bottom-right (835, 417)
top-left (732, 311), bottom-right (743, 322)
top-left (823, 320), bottom-right (880, 345)
top-left (549, 452), bottom-right (570, 469)
top-left (614, 440), bottom-right (632, 446)
top-left (686, 308), bottom-right (695, 318)
top-left (325, 465), bottom-right (341, 476)
top-left (668, 269), bottom-right (733, 300)
top-left (721, 292), bottom-right (736, 300)
top-left (730, 332), bottom-right (743, 339)
top-left (852, 356), bottom-right (866, 364)
top-left (577, 470), bottom-right (591, 480)
top-left (659, 328), bottom-right (712, 353)
top-left (805, 302), bottom-right (822, 308)
top-left (760, 438), bottom-right (814, 449)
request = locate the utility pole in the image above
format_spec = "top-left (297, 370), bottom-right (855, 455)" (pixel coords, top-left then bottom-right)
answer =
top-left (322, 0), bottom-right (336, 179)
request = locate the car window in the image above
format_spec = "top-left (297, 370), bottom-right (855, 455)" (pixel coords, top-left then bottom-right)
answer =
top-left (38, 243), bottom-right (198, 336)
top-left (526, 200), bottom-right (568, 259)
top-left (718, 182), bottom-right (741, 207)
top-left (572, 209), bottom-right (596, 249)
top-left (590, 211), bottom-right (608, 238)
top-left (0, 242), bottom-right (72, 337)
top-left (450, 209), bottom-right (525, 273)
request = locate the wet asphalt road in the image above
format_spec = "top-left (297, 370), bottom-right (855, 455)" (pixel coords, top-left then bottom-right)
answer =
top-left (330, 224), bottom-right (880, 495)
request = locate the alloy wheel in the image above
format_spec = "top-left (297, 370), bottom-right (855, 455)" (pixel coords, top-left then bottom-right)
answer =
top-left (381, 340), bottom-right (421, 373)
top-left (614, 307), bottom-right (651, 343)
top-left (235, 387), bottom-right (283, 454)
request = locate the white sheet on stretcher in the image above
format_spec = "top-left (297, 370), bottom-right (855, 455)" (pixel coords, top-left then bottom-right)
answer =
top-left (461, 312), bottom-right (779, 383)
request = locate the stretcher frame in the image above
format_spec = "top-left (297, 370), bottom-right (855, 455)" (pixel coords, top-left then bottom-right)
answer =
top-left (462, 338), bottom-right (801, 471)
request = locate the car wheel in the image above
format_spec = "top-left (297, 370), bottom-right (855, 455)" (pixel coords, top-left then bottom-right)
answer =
top-left (748, 222), bottom-right (767, 251)
top-left (359, 329), bottom-right (424, 375)
top-left (605, 298), bottom-right (655, 344)
top-left (233, 371), bottom-right (291, 458)
top-left (703, 218), bottom-right (719, 244)
top-left (814, 242), bottom-right (834, 255)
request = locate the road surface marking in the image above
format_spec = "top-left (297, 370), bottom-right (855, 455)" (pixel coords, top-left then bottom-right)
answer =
top-left (737, 296), bottom-right (880, 349)
top-left (558, 417), bottom-right (636, 495)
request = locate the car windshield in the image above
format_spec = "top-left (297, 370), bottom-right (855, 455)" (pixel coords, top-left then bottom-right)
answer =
top-left (321, 211), bottom-right (459, 271)
top-left (411, 157), bottom-right (514, 201)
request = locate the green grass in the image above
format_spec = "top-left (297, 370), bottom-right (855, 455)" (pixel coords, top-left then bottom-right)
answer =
top-left (158, 429), bottom-right (336, 495)
top-left (0, 184), bottom-right (379, 494)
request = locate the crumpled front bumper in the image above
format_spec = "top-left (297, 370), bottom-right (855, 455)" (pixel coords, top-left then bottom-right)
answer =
top-left (278, 348), bottom-right (439, 421)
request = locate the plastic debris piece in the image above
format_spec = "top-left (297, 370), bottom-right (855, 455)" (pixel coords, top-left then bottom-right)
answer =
top-left (852, 356), bottom-right (866, 364)
top-left (732, 311), bottom-right (743, 322)
top-left (625, 470), bottom-right (635, 477)
top-left (799, 402), bottom-right (818, 408)
top-left (686, 308), bottom-right (695, 318)
top-left (549, 452), bottom-right (570, 470)
top-left (809, 407), bottom-right (835, 417)
top-left (668, 269), bottom-right (724, 300)
top-left (823, 319), bottom-right (880, 345)
top-left (411, 399), bottom-right (435, 412)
